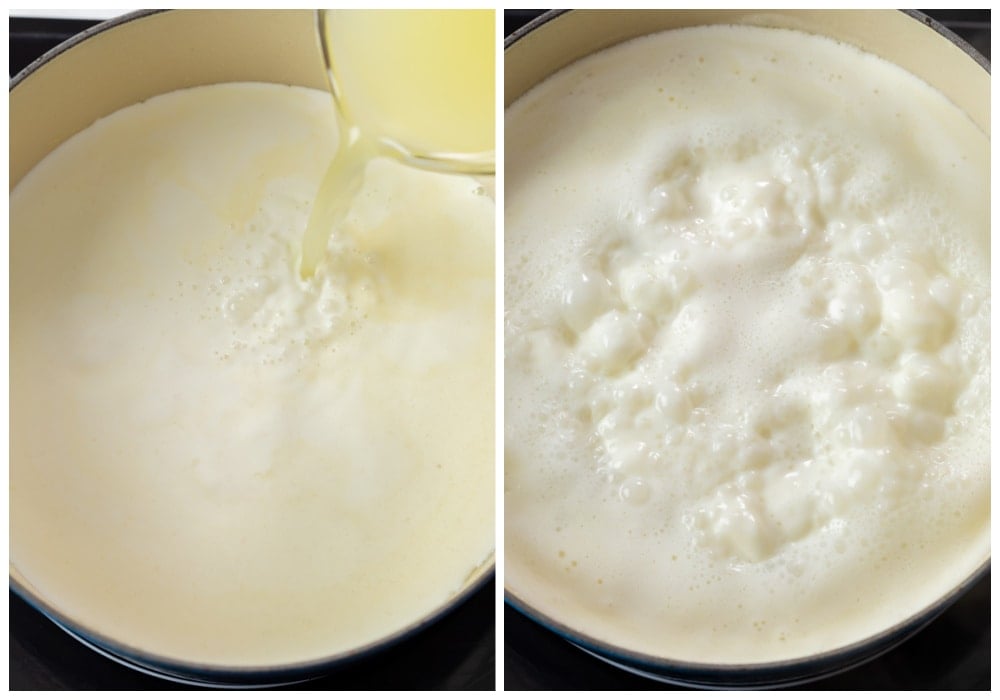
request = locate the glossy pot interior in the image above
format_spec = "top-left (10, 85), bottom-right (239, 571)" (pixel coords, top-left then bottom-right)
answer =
top-left (11, 10), bottom-right (328, 188)
top-left (505, 10), bottom-right (988, 134)
top-left (504, 8), bottom-right (989, 688)
top-left (10, 9), bottom-right (494, 686)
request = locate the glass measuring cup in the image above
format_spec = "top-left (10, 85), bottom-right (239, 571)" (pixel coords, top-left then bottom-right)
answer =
top-left (299, 9), bottom-right (495, 277)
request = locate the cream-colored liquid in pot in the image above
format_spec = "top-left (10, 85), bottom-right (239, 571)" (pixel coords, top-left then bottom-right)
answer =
top-left (505, 25), bottom-right (988, 664)
top-left (10, 83), bottom-right (494, 666)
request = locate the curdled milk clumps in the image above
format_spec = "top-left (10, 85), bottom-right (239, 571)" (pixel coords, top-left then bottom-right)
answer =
top-left (505, 25), bottom-right (988, 664)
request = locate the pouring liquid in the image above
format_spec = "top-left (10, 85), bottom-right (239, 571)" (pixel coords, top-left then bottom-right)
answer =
top-left (298, 9), bottom-right (495, 278)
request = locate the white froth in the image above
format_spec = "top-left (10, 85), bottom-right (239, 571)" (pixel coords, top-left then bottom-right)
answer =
top-left (505, 25), bottom-right (988, 664)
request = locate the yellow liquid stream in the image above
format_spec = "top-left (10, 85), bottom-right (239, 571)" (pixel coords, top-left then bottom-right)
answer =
top-left (299, 9), bottom-right (495, 279)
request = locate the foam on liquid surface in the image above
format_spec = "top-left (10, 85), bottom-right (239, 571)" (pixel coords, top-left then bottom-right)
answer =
top-left (10, 83), bottom-right (494, 666)
top-left (505, 25), bottom-right (988, 664)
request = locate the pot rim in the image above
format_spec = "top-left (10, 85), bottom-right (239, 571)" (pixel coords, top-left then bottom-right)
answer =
top-left (505, 559), bottom-right (988, 688)
top-left (12, 565), bottom-right (495, 687)
top-left (902, 8), bottom-right (991, 73)
top-left (10, 9), bottom-right (163, 92)
top-left (504, 9), bottom-right (991, 77)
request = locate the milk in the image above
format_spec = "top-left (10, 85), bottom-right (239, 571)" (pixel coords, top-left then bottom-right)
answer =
top-left (10, 83), bottom-right (494, 666)
top-left (505, 25), bottom-right (988, 664)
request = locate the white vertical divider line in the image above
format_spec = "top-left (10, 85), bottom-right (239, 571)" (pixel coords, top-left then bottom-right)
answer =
top-left (990, 11), bottom-right (998, 690)
top-left (493, 5), bottom-right (507, 693)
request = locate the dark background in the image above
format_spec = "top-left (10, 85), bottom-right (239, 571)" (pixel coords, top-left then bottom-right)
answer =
top-left (501, 8), bottom-right (990, 692)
